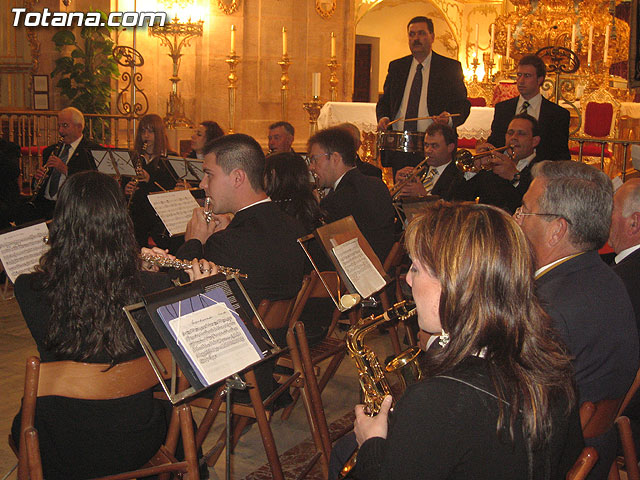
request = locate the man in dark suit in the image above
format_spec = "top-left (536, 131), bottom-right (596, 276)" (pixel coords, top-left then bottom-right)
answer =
top-left (308, 126), bottom-right (395, 264)
top-left (15, 107), bottom-right (98, 224)
top-left (516, 160), bottom-right (638, 479)
top-left (484, 54), bottom-right (570, 161)
top-left (337, 122), bottom-right (382, 179)
top-left (393, 123), bottom-right (462, 199)
top-left (376, 16), bottom-right (470, 173)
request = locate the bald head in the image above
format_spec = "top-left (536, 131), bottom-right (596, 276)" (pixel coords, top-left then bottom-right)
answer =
top-left (609, 178), bottom-right (640, 254)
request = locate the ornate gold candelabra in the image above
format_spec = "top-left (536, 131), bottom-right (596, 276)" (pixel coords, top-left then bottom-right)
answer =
top-left (303, 97), bottom-right (325, 136)
top-left (328, 57), bottom-right (339, 101)
top-left (278, 55), bottom-right (291, 121)
top-left (226, 53), bottom-right (239, 134)
top-left (471, 56), bottom-right (480, 82)
top-left (149, 15), bottom-right (203, 128)
top-left (483, 52), bottom-right (495, 83)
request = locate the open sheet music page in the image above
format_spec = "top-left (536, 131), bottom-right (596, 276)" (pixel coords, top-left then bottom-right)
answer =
top-left (0, 222), bottom-right (49, 283)
top-left (147, 189), bottom-right (199, 236)
top-left (332, 237), bottom-right (386, 298)
top-left (166, 156), bottom-right (203, 182)
top-left (156, 285), bottom-right (264, 387)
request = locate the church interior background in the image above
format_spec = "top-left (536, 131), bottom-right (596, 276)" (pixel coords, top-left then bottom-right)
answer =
top-left (1, 0), bottom-right (639, 184)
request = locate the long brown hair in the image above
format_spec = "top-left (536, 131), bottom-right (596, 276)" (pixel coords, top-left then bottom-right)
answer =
top-left (405, 201), bottom-right (575, 448)
top-left (134, 113), bottom-right (170, 157)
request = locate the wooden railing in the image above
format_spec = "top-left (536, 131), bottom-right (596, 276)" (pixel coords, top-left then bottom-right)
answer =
top-left (0, 109), bottom-right (139, 188)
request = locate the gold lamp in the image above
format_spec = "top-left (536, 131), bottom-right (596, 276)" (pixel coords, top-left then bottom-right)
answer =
top-left (149, 0), bottom-right (203, 128)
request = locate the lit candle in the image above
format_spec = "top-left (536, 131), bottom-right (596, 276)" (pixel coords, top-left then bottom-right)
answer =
top-left (330, 32), bottom-right (336, 58)
top-left (570, 25), bottom-right (576, 52)
top-left (506, 24), bottom-right (511, 60)
top-left (230, 24), bottom-right (236, 54)
top-left (588, 25), bottom-right (593, 65)
top-left (603, 25), bottom-right (610, 64)
top-left (475, 24), bottom-right (479, 58)
top-left (490, 24), bottom-right (495, 61)
top-left (312, 73), bottom-right (321, 98)
top-left (282, 27), bottom-right (287, 56)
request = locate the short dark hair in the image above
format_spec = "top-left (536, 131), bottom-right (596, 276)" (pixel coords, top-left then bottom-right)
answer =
top-left (426, 123), bottom-right (458, 150)
top-left (510, 113), bottom-right (540, 138)
top-left (308, 127), bottom-right (356, 167)
top-left (518, 54), bottom-right (546, 80)
top-left (268, 121), bottom-right (294, 137)
top-left (407, 16), bottom-right (434, 34)
top-left (200, 121), bottom-right (225, 143)
top-left (203, 133), bottom-right (266, 191)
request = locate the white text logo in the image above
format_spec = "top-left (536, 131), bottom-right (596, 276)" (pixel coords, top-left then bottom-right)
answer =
top-left (12, 8), bottom-right (167, 28)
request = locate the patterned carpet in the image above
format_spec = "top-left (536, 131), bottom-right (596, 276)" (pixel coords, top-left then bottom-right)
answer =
top-left (243, 410), bottom-right (355, 480)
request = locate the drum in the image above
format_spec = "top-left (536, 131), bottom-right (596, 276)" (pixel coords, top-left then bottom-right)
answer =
top-left (377, 131), bottom-right (424, 153)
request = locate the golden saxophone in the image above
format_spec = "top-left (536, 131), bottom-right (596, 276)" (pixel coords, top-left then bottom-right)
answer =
top-left (29, 139), bottom-right (64, 202)
top-left (139, 252), bottom-right (247, 278)
top-left (340, 300), bottom-right (423, 478)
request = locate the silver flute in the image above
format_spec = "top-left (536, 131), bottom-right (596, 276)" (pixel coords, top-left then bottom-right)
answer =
top-left (203, 197), bottom-right (213, 224)
top-left (139, 253), bottom-right (247, 278)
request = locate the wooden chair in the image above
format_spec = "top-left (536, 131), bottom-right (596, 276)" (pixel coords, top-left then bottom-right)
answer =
top-left (609, 367), bottom-right (640, 480)
top-left (566, 447), bottom-right (599, 480)
top-left (579, 397), bottom-right (625, 479)
top-left (277, 271), bottom-right (348, 421)
top-left (188, 296), bottom-right (300, 479)
top-left (12, 350), bottom-right (200, 480)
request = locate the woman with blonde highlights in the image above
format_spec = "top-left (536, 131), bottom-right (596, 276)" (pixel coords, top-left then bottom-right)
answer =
top-left (348, 201), bottom-right (583, 480)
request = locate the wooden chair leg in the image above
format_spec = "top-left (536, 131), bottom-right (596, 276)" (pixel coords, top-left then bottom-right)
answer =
top-left (246, 369), bottom-right (284, 480)
top-left (24, 428), bottom-right (43, 480)
top-left (195, 385), bottom-right (226, 451)
top-left (617, 416), bottom-right (640, 480)
top-left (178, 405), bottom-right (200, 480)
top-left (318, 351), bottom-right (347, 393)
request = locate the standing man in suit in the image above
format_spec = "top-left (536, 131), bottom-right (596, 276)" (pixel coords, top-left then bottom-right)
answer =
top-left (485, 54), bottom-right (570, 161)
top-left (609, 178), bottom-right (640, 452)
top-left (308, 126), bottom-right (396, 263)
top-left (376, 16), bottom-right (470, 173)
top-left (15, 107), bottom-right (98, 224)
top-left (394, 123), bottom-right (462, 199)
top-left (515, 160), bottom-right (638, 479)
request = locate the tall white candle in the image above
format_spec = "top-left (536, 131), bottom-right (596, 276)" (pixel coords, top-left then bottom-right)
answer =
top-left (230, 25), bottom-right (236, 54)
top-left (330, 32), bottom-right (336, 58)
top-left (603, 25), bottom-right (610, 64)
top-left (588, 25), bottom-right (594, 65)
top-left (312, 73), bottom-right (321, 98)
top-left (475, 24), bottom-right (479, 58)
top-left (570, 25), bottom-right (576, 52)
top-left (506, 24), bottom-right (511, 60)
top-left (282, 27), bottom-right (287, 56)
top-left (490, 24), bottom-right (495, 60)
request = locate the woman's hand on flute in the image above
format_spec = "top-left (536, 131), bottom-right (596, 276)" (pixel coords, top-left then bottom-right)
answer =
top-left (140, 247), bottom-right (175, 272)
top-left (186, 258), bottom-right (219, 281)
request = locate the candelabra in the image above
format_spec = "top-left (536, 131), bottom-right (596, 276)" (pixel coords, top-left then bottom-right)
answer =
top-left (149, 15), bottom-right (203, 129)
top-left (482, 52), bottom-right (495, 83)
top-left (328, 57), bottom-right (339, 101)
top-left (303, 97), bottom-right (325, 136)
top-left (226, 53), bottom-right (240, 134)
top-left (278, 55), bottom-right (291, 121)
top-left (470, 56), bottom-right (480, 82)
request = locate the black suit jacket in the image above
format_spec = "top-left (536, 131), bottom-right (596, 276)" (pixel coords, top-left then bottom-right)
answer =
top-left (613, 248), bottom-right (640, 335)
top-left (430, 161), bottom-right (463, 199)
top-left (0, 139), bottom-right (21, 227)
top-left (356, 155), bottom-right (382, 179)
top-left (177, 201), bottom-right (306, 306)
top-left (376, 53), bottom-right (471, 129)
top-left (487, 96), bottom-right (570, 161)
top-left (320, 168), bottom-right (396, 263)
top-left (36, 136), bottom-right (99, 201)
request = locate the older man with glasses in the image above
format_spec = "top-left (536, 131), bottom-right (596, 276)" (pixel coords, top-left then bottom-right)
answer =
top-left (515, 160), bottom-right (638, 479)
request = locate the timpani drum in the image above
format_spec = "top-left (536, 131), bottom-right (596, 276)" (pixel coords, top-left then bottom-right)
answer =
top-left (377, 131), bottom-right (424, 153)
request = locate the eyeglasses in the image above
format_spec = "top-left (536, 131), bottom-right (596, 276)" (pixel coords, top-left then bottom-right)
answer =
top-left (514, 206), bottom-right (572, 224)
top-left (308, 152), bottom-right (330, 164)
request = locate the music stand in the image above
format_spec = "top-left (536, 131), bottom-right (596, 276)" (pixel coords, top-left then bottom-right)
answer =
top-left (393, 194), bottom-right (440, 228)
top-left (91, 148), bottom-right (137, 179)
top-left (298, 215), bottom-right (390, 311)
top-left (166, 155), bottom-right (204, 184)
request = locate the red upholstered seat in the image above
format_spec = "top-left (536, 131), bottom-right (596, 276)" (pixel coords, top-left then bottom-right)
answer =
top-left (584, 102), bottom-right (614, 137)
top-left (20, 146), bottom-right (46, 155)
top-left (569, 143), bottom-right (613, 158)
top-left (468, 97), bottom-right (486, 107)
top-left (457, 138), bottom-right (478, 149)
top-left (492, 82), bottom-right (519, 105)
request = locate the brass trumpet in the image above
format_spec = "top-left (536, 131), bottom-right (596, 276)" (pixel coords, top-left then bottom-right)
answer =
top-left (389, 157), bottom-right (429, 200)
top-left (455, 145), bottom-right (514, 173)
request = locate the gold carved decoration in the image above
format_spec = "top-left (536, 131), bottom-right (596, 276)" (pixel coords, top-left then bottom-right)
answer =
top-left (25, 0), bottom-right (41, 73)
top-left (217, 0), bottom-right (240, 15)
top-left (316, 0), bottom-right (336, 20)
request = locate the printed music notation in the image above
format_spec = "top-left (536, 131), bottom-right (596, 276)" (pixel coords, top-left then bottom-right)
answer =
top-left (157, 285), bottom-right (263, 387)
top-left (332, 237), bottom-right (386, 299)
top-left (147, 189), bottom-right (200, 236)
top-left (0, 222), bottom-right (49, 283)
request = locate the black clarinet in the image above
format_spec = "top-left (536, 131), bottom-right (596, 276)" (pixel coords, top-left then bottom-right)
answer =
top-left (29, 139), bottom-right (64, 203)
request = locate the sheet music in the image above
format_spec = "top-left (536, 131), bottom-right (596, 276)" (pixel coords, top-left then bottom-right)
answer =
top-left (147, 190), bottom-right (199, 236)
top-left (92, 149), bottom-right (137, 176)
top-left (166, 156), bottom-right (203, 182)
top-left (0, 222), bottom-right (49, 283)
top-left (157, 286), bottom-right (263, 386)
top-left (332, 237), bottom-right (386, 298)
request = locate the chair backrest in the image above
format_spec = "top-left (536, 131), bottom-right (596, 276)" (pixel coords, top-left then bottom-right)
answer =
top-left (465, 79), bottom-right (492, 107)
top-left (289, 271), bottom-right (343, 335)
top-left (579, 88), bottom-right (621, 139)
top-left (618, 366), bottom-right (640, 417)
top-left (579, 397), bottom-right (624, 439)
top-left (566, 447), bottom-right (598, 480)
top-left (254, 296), bottom-right (297, 330)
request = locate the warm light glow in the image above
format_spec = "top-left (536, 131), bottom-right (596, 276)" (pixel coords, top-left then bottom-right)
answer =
top-left (156, 0), bottom-right (206, 23)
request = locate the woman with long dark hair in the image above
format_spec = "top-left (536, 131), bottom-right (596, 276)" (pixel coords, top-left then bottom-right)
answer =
top-left (12, 171), bottom-right (214, 479)
top-left (264, 151), bottom-right (324, 233)
top-left (345, 201), bottom-right (583, 480)
top-left (188, 120), bottom-right (225, 159)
